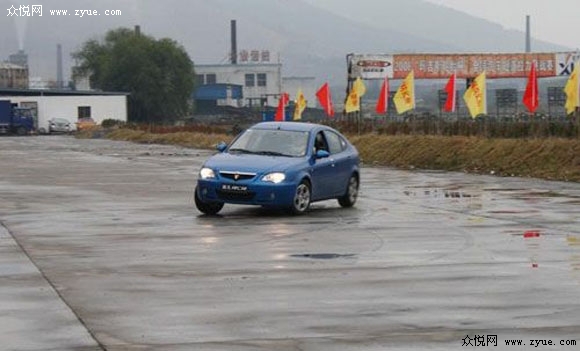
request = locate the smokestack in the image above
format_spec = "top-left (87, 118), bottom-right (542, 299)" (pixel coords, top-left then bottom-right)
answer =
top-left (525, 15), bottom-right (531, 53)
top-left (231, 20), bottom-right (237, 64)
top-left (57, 44), bottom-right (63, 89)
top-left (135, 25), bottom-right (141, 36)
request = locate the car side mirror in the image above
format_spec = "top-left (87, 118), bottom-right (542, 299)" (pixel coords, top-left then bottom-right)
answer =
top-left (315, 150), bottom-right (330, 159)
top-left (216, 142), bottom-right (227, 153)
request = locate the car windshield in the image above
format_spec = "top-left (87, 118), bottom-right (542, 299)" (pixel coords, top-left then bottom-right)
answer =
top-left (54, 118), bottom-right (69, 123)
top-left (228, 129), bottom-right (309, 157)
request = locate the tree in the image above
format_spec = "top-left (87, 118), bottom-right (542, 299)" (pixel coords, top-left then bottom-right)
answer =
top-left (73, 28), bottom-right (195, 123)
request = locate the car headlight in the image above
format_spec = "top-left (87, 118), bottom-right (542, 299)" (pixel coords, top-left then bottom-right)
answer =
top-left (262, 172), bottom-right (285, 184)
top-left (199, 167), bottom-right (216, 179)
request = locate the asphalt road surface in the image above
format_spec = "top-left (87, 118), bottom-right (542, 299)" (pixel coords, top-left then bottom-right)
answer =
top-left (1, 135), bottom-right (580, 351)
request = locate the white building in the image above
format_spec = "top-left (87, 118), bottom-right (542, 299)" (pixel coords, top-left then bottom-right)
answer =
top-left (0, 89), bottom-right (128, 132)
top-left (194, 63), bottom-right (282, 107)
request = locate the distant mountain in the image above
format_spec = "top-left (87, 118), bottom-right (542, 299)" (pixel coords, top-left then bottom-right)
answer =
top-left (0, 0), bottom-right (569, 92)
top-left (302, 0), bottom-right (568, 53)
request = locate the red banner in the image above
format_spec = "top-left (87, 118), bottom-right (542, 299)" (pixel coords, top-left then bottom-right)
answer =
top-left (391, 53), bottom-right (557, 79)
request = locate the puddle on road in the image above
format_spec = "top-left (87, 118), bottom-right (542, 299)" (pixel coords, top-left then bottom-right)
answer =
top-left (403, 187), bottom-right (481, 201)
top-left (402, 187), bottom-right (483, 211)
top-left (505, 230), bottom-right (580, 270)
top-left (489, 209), bottom-right (540, 214)
top-left (403, 189), bottom-right (479, 199)
top-left (290, 253), bottom-right (356, 260)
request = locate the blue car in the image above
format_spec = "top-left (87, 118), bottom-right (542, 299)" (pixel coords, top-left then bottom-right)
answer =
top-left (195, 122), bottom-right (360, 215)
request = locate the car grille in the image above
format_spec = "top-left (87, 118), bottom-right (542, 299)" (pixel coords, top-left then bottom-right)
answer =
top-left (216, 189), bottom-right (255, 201)
top-left (219, 171), bottom-right (256, 181)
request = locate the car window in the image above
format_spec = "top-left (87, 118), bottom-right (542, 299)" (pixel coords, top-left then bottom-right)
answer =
top-left (314, 131), bottom-right (328, 153)
top-left (323, 131), bottom-right (345, 154)
top-left (229, 129), bottom-right (309, 157)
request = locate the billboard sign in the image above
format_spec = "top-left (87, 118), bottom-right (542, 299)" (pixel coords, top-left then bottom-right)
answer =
top-left (348, 52), bottom-right (580, 80)
top-left (555, 52), bottom-right (580, 76)
top-left (348, 54), bottom-right (394, 80)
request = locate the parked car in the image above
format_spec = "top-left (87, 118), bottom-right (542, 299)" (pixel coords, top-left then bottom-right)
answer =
top-left (195, 121), bottom-right (360, 215)
top-left (48, 118), bottom-right (73, 134)
top-left (75, 117), bottom-right (96, 131)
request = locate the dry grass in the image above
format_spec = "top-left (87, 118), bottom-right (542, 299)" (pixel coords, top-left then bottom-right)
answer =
top-left (82, 128), bottom-right (580, 182)
top-left (350, 134), bottom-right (580, 181)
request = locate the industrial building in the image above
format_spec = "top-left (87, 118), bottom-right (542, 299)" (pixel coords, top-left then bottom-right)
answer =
top-left (195, 62), bottom-right (282, 108)
top-left (193, 20), bottom-right (318, 113)
top-left (0, 89), bottom-right (128, 133)
top-left (0, 63), bottom-right (29, 89)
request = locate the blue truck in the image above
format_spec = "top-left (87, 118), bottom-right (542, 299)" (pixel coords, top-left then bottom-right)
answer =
top-left (0, 100), bottom-right (35, 135)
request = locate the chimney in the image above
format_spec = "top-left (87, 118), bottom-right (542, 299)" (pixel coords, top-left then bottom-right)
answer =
top-left (525, 15), bottom-right (531, 53)
top-left (135, 25), bottom-right (141, 36)
top-left (231, 20), bottom-right (237, 64)
top-left (57, 44), bottom-right (63, 89)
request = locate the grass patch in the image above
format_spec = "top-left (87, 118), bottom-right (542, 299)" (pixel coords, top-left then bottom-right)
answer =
top-left (352, 135), bottom-right (580, 181)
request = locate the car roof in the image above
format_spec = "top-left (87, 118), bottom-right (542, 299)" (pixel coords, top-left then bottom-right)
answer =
top-left (250, 122), bottom-right (326, 132)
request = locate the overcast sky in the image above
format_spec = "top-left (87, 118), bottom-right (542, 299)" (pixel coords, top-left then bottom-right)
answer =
top-left (424, 0), bottom-right (580, 50)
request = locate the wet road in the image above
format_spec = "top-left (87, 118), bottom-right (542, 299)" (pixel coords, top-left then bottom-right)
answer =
top-left (1, 135), bottom-right (580, 351)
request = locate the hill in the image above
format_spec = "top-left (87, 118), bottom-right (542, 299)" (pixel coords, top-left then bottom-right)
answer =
top-left (0, 0), bottom-right (569, 91)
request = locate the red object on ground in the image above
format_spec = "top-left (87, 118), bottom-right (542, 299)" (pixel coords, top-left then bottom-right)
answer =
top-left (523, 230), bottom-right (541, 238)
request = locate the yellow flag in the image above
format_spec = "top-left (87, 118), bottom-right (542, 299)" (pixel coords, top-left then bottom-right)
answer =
top-left (463, 71), bottom-right (487, 118)
top-left (345, 77), bottom-right (366, 113)
top-left (293, 89), bottom-right (307, 120)
top-left (393, 71), bottom-right (415, 114)
top-left (564, 64), bottom-right (579, 115)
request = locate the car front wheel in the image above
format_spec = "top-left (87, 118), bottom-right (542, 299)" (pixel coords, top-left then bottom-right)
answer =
top-left (291, 180), bottom-right (311, 215)
top-left (338, 174), bottom-right (359, 208)
top-left (194, 187), bottom-right (224, 215)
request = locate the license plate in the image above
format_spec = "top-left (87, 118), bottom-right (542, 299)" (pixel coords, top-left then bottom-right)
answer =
top-left (221, 184), bottom-right (248, 192)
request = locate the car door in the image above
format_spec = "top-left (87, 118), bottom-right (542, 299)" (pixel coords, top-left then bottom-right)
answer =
top-left (323, 130), bottom-right (351, 196)
top-left (310, 131), bottom-right (335, 200)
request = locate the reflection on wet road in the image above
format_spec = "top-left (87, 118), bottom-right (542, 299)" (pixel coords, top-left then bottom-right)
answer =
top-left (0, 136), bottom-right (579, 350)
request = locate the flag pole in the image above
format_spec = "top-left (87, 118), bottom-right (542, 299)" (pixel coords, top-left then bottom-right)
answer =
top-left (327, 88), bottom-right (331, 120)
top-left (344, 54), bottom-right (352, 122)
top-left (577, 60), bottom-right (580, 139)
top-left (577, 65), bottom-right (580, 138)
top-left (356, 82), bottom-right (361, 131)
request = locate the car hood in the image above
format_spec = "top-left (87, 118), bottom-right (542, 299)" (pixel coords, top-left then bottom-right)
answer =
top-left (203, 153), bottom-right (307, 174)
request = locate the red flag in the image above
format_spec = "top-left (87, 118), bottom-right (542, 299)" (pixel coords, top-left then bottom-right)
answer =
top-left (375, 77), bottom-right (389, 114)
top-left (443, 73), bottom-right (457, 112)
top-left (275, 92), bottom-right (289, 121)
top-left (523, 62), bottom-right (539, 113)
top-left (316, 83), bottom-right (334, 117)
